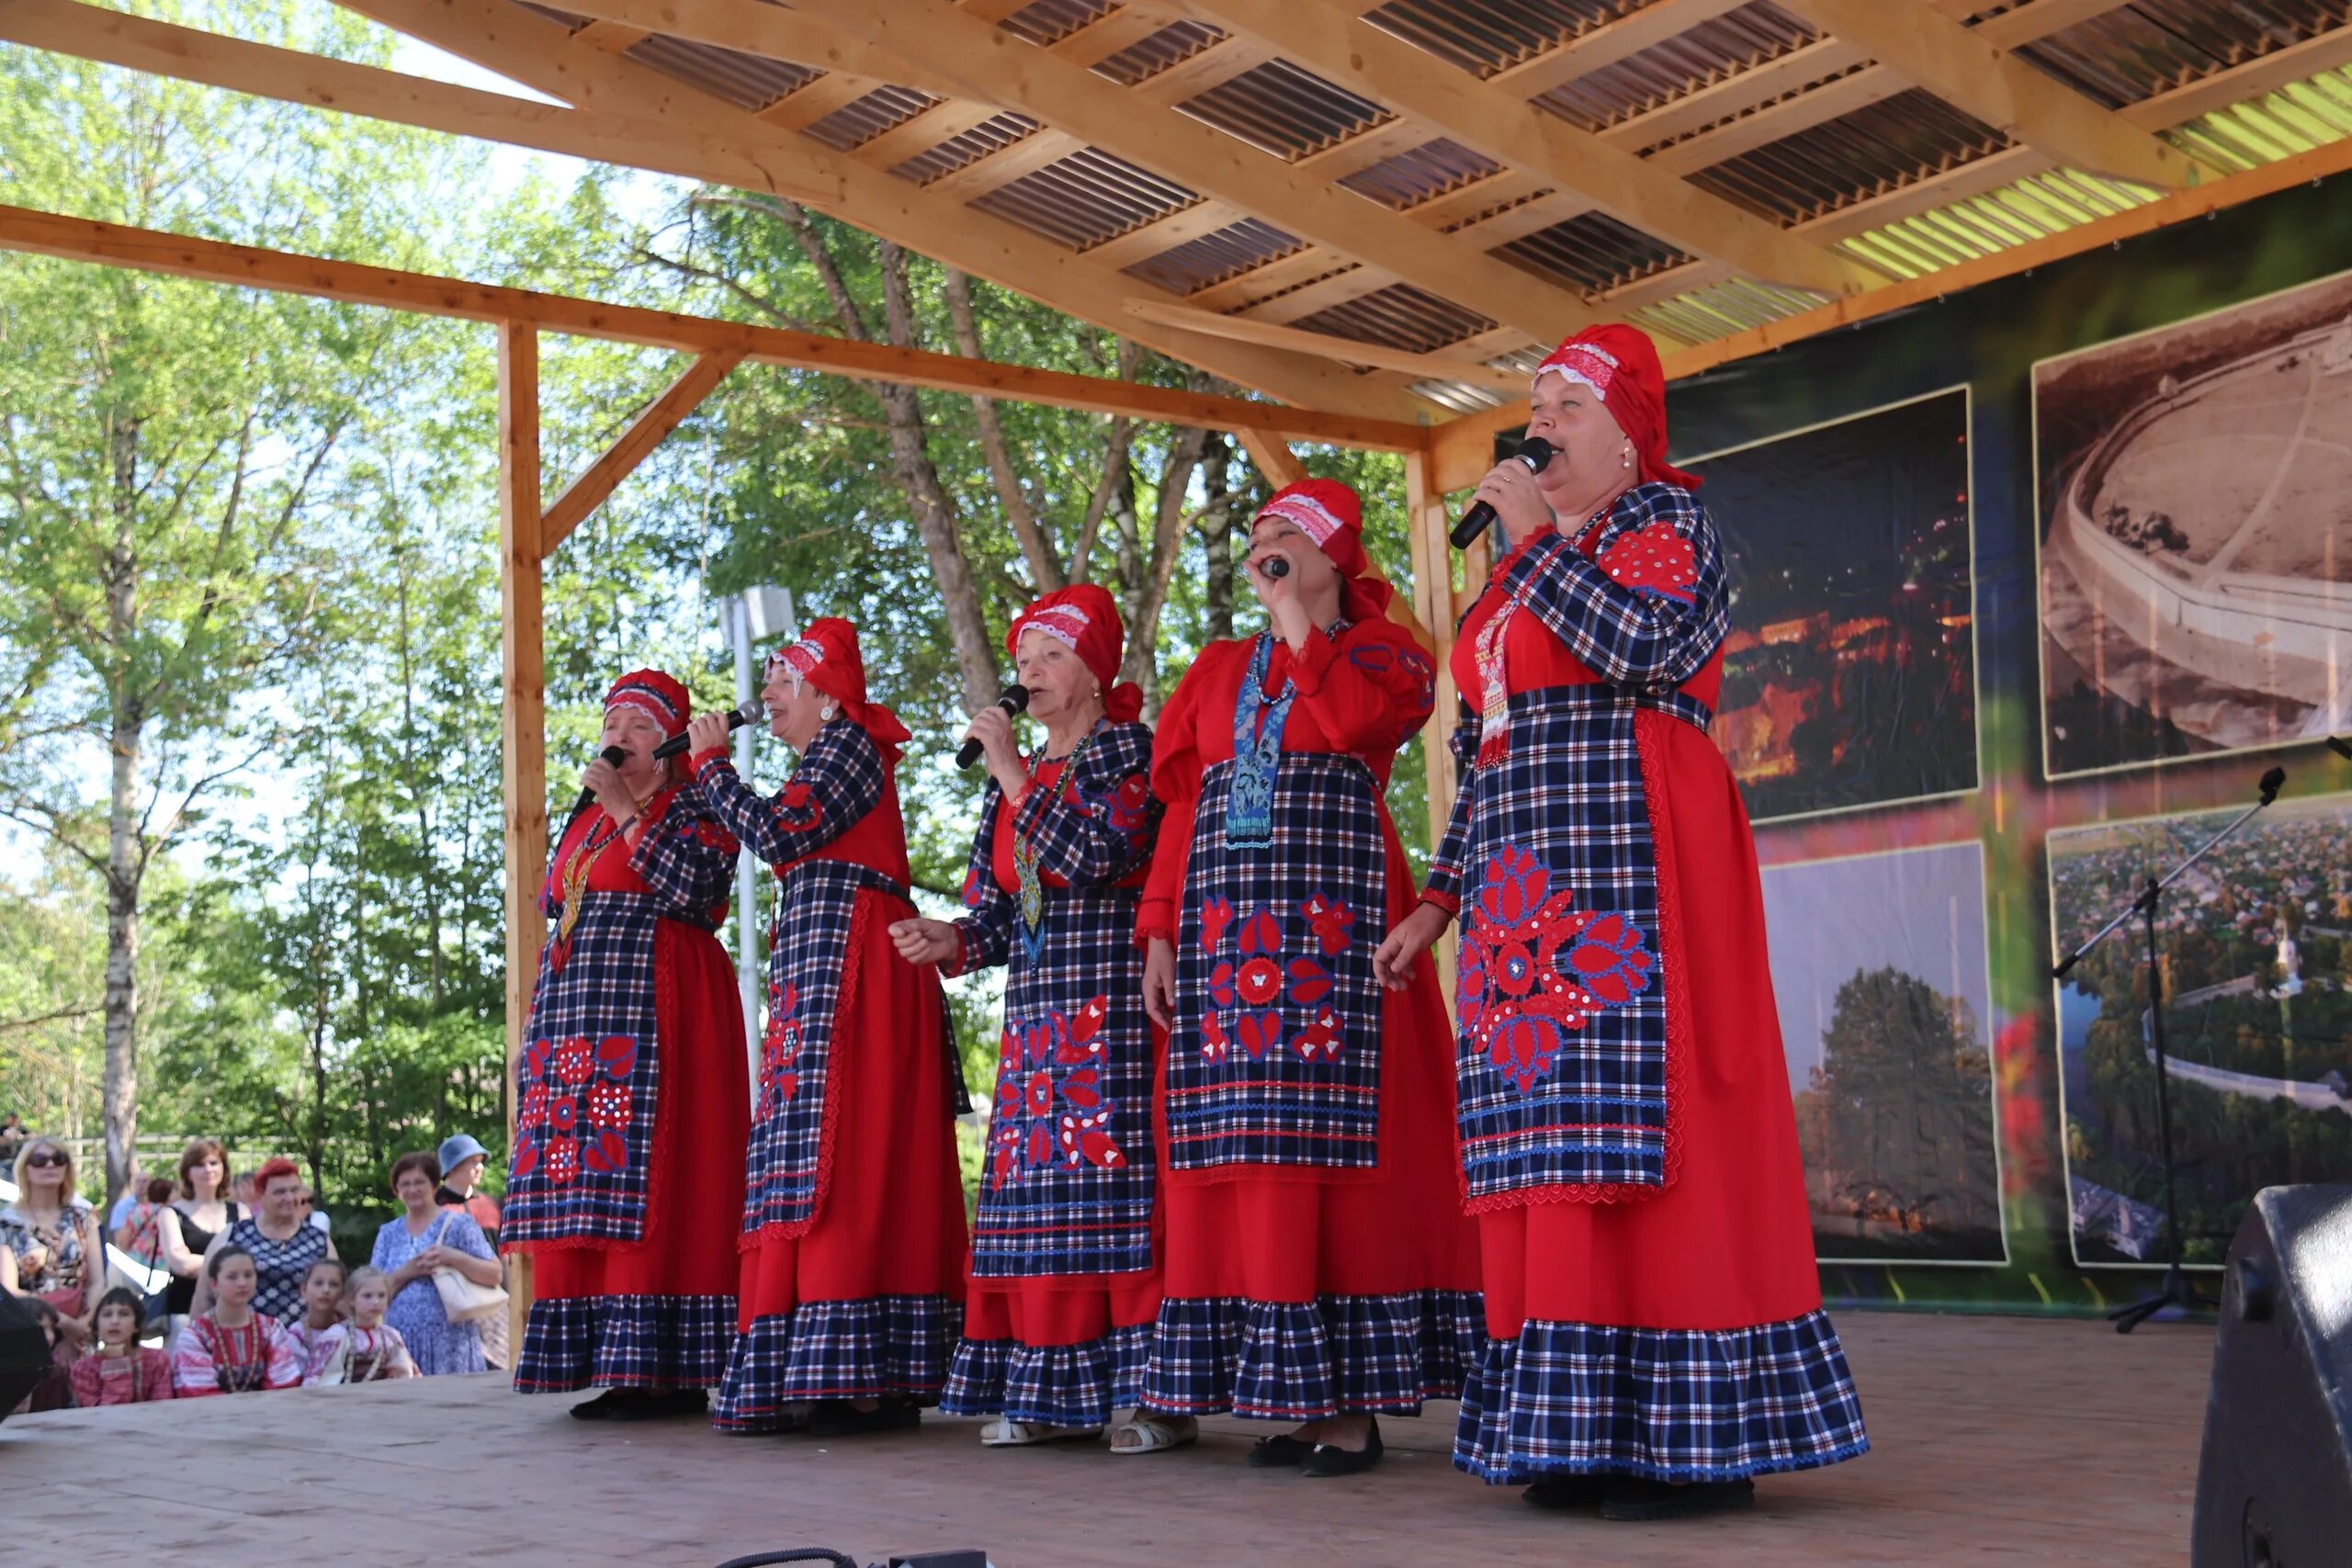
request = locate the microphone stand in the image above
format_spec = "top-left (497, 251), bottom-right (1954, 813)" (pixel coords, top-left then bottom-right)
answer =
top-left (2052, 769), bottom-right (2284, 1333)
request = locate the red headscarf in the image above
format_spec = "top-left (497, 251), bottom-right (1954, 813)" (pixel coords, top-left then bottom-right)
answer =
top-left (604, 669), bottom-right (691, 739)
top-left (1252, 479), bottom-right (1394, 626)
top-left (1008, 584), bottom-right (1144, 724)
top-left (768, 617), bottom-right (912, 764)
top-left (1532, 324), bottom-right (1702, 491)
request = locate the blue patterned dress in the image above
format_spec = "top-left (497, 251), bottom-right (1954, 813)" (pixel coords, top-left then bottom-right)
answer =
top-left (374, 1210), bottom-right (496, 1376)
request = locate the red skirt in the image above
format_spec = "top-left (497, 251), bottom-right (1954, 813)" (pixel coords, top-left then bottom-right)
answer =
top-left (712, 887), bottom-right (968, 1430)
top-left (519, 921), bottom-right (749, 1392)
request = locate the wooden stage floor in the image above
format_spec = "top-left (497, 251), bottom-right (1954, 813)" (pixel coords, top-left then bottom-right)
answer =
top-left (3, 1312), bottom-right (2211, 1567)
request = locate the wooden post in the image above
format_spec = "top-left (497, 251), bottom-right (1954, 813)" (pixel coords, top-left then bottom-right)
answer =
top-left (1404, 446), bottom-right (1457, 1002)
top-left (498, 320), bottom-right (546, 1361)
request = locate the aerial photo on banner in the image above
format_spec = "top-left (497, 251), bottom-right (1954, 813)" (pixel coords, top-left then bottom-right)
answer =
top-left (2034, 270), bottom-right (2352, 778)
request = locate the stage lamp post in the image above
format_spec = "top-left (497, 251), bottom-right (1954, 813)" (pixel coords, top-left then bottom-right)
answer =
top-left (720, 585), bottom-right (796, 1090)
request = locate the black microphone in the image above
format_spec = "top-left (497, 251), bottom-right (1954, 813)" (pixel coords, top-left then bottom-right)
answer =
top-left (1450, 435), bottom-right (1555, 549)
top-left (1255, 555), bottom-right (1290, 580)
top-left (956, 685), bottom-right (1030, 769)
top-left (2258, 764), bottom-right (2286, 805)
top-left (560, 745), bottom-right (627, 841)
top-left (651, 700), bottom-right (764, 760)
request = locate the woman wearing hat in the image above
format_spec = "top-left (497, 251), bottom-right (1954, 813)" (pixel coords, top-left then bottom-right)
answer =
top-left (683, 618), bottom-right (968, 1436)
top-left (1376, 326), bottom-right (1869, 1519)
top-left (889, 586), bottom-right (1164, 1449)
top-left (506, 671), bottom-right (751, 1420)
top-left (1127, 479), bottom-right (1482, 1474)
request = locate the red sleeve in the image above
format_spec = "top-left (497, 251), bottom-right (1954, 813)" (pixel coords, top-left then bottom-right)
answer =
top-left (1286, 617), bottom-right (1438, 756)
top-left (1137, 654), bottom-right (1214, 945)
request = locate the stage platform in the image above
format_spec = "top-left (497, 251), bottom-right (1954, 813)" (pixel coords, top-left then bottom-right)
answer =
top-left (4, 1312), bottom-right (2211, 1566)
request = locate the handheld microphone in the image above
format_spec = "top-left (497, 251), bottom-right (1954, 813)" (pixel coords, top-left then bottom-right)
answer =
top-left (1254, 555), bottom-right (1291, 580)
top-left (651, 700), bottom-right (765, 760)
top-left (956, 685), bottom-right (1030, 769)
top-left (2258, 764), bottom-right (2286, 805)
top-left (1450, 435), bottom-right (1556, 549)
top-left (561, 745), bottom-right (628, 840)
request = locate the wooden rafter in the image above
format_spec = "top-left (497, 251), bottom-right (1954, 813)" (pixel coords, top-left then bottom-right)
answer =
top-left (541, 348), bottom-right (746, 551)
top-left (1479, 0), bottom-right (1753, 100)
top-left (1176, 0), bottom-right (1879, 297)
top-left (0, 205), bottom-right (1428, 448)
top-left (1774, 0), bottom-right (2197, 188)
top-left (1124, 299), bottom-right (1530, 390)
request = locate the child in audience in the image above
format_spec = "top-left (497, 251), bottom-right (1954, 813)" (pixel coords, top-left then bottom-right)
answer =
top-left (305, 1266), bottom-right (417, 1384)
top-left (172, 1247), bottom-right (302, 1394)
top-left (11, 1299), bottom-right (73, 1413)
top-left (284, 1257), bottom-right (348, 1370)
top-left (68, 1287), bottom-right (175, 1405)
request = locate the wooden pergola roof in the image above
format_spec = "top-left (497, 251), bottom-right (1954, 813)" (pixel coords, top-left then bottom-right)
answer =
top-left (13, 0), bottom-right (2352, 449)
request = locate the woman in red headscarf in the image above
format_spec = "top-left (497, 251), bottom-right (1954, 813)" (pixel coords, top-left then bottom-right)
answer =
top-left (508, 671), bottom-right (751, 1421)
top-left (1125, 480), bottom-right (1482, 1475)
top-left (889, 585), bottom-right (1164, 1449)
top-left (1376, 327), bottom-right (1868, 1519)
top-left (680, 619), bottom-right (968, 1436)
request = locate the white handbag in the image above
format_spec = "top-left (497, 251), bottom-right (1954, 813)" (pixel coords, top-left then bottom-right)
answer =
top-left (426, 1212), bottom-right (509, 1325)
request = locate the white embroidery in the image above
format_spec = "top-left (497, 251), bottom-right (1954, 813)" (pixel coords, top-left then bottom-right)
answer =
top-left (1256, 492), bottom-right (1350, 546)
top-left (1016, 604), bottom-right (1090, 654)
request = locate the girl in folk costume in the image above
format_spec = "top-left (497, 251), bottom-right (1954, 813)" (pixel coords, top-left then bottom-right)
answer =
top-left (306, 1268), bottom-right (420, 1384)
top-left (1132, 480), bottom-right (1482, 1475)
top-left (890, 586), bottom-right (1164, 1448)
top-left (507, 670), bottom-right (750, 1420)
top-left (1378, 325), bottom-right (1868, 1520)
top-left (173, 1248), bottom-right (304, 1395)
top-left (684, 618), bottom-right (968, 1437)
top-left (69, 1288), bottom-right (175, 1406)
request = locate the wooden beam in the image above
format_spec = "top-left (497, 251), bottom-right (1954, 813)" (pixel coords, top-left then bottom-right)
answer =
top-left (1401, 444), bottom-right (1457, 1000)
top-left (854, 99), bottom-right (1001, 168)
top-left (541, 348), bottom-right (745, 552)
top-left (1126, 299), bottom-right (1529, 390)
top-left (1481, 0), bottom-right (1753, 100)
top-left (324, 0), bottom-right (1438, 422)
top-left (785, 0), bottom-right (1601, 341)
top-left (496, 319), bottom-right (545, 1356)
top-left (1774, 0), bottom-right (2197, 187)
top-left (0, 0), bottom-right (844, 205)
top-left (559, 0), bottom-right (971, 105)
top-left (1178, 0), bottom-right (1877, 296)
top-left (0, 204), bottom-right (1430, 448)
top-left (1236, 428), bottom-right (1307, 489)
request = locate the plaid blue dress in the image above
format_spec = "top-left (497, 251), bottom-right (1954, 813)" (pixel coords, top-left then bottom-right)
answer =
top-left (1431, 486), bottom-right (1868, 1483)
top-left (938, 720), bottom-right (1165, 1428)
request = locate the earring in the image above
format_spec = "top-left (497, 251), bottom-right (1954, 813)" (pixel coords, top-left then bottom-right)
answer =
top-left (820, 702), bottom-right (839, 721)
top-left (1621, 448), bottom-right (1632, 469)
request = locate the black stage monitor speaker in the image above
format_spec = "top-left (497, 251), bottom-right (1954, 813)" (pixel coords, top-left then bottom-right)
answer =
top-left (2192, 1184), bottom-right (2352, 1568)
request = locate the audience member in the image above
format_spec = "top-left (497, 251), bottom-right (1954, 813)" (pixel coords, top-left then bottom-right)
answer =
top-left (159, 1139), bottom-right (244, 1343)
top-left (0, 1137), bottom-right (105, 1355)
top-left (196, 1158), bottom-right (332, 1322)
top-left (435, 1133), bottom-right (505, 1369)
top-left (284, 1257), bottom-right (349, 1371)
top-left (373, 1152), bottom-right (499, 1376)
top-left (172, 1247), bottom-right (301, 1395)
top-left (11, 1296), bottom-right (73, 1413)
top-left (68, 1287), bottom-right (175, 1405)
top-left (300, 1186), bottom-right (333, 1236)
top-left (305, 1266), bottom-right (418, 1384)
top-left (0, 1113), bottom-right (26, 1168)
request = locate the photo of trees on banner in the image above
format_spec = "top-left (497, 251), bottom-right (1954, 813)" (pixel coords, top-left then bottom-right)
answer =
top-left (1680, 387), bottom-right (1977, 823)
top-left (2051, 793), bottom-right (2352, 1267)
top-left (1758, 841), bottom-right (2004, 1264)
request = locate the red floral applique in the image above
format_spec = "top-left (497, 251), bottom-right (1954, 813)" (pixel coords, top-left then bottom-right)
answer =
top-left (759, 981), bottom-right (806, 1116)
top-left (1596, 522), bottom-right (1698, 605)
top-left (514, 1032), bottom-right (641, 1187)
top-left (1457, 846), bottom-right (1652, 1093)
top-left (774, 780), bottom-right (823, 831)
top-left (989, 996), bottom-right (1127, 1189)
top-left (1199, 899), bottom-right (1349, 1064)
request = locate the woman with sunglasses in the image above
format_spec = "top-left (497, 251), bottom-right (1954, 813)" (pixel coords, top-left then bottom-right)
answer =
top-left (0, 1138), bottom-right (105, 1356)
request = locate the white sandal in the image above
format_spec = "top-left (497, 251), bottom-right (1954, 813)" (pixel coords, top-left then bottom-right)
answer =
top-left (1109, 1413), bottom-right (1199, 1455)
top-left (980, 1418), bottom-right (1102, 1448)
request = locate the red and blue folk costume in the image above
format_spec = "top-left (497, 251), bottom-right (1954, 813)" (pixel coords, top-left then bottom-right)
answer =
top-left (1428, 327), bottom-right (1866, 1484)
top-left (509, 670), bottom-right (750, 1396)
top-left (1136, 481), bottom-right (1482, 1423)
top-left (940, 587), bottom-right (1167, 1430)
top-left (688, 619), bottom-right (968, 1431)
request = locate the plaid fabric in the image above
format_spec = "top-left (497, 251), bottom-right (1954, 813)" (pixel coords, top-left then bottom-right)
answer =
top-left (219, 1218), bottom-right (330, 1322)
top-left (941, 1323), bottom-right (1150, 1427)
top-left (956, 723), bottom-right (1161, 1280)
top-left (694, 728), bottom-right (911, 1241)
top-left (1166, 753), bottom-right (1387, 1171)
top-left (1453, 1309), bottom-right (1870, 1483)
top-left (711, 1293), bottom-right (960, 1430)
top-left (508, 790), bottom-right (733, 1247)
top-left (1139, 1291), bottom-right (1484, 1419)
top-left (1500, 484), bottom-right (1729, 694)
top-left (512, 1292), bottom-right (737, 1393)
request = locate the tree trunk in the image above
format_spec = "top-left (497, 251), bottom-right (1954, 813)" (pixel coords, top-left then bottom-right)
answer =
top-left (1124, 423), bottom-right (1214, 711)
top-left (1199, 433), bottom-right (1237, 642)
top-left (943, 268), bottom-right (1062, 594)
top-left (99, 411), bottom-right (143, 1207)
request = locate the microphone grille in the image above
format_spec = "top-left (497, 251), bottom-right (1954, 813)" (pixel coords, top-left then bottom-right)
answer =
top-left (1004, 684), bottom-right (1031, 713)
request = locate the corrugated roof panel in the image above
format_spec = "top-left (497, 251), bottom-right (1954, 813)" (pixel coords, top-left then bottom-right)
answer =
top-left (620, 30), bottom-right (818, 111)
top-left (1121, 217), bottom-right (1306, 294)
top-left (1337, 138), bottom-right (1504, 209)
top-left (999, 0), bottom-right (1119, 49)
top-left (2019, 0), bottom-right (2352, 109)
top-left (1292, 283), bottom-right (1494, 355)
top-left (801, 85), bottom-right (942, 152)
top-left (892, 112), bottom-right (1041, 185)
top-left (1692, 87), bottom-right (2012, 223)
top-left (1178, 59), bottom-right (1388, 159)
top-left (1540, 2), bottom-right (1818, 131)
top-left (1498, 210), bottom-right (1691, 293)
top-left (1361, 0), bottom-right (1624, 79)
top-left (970, 148), bottom-right (1198, 250)
top-left (1093, 19), bottom-right (1225, 87)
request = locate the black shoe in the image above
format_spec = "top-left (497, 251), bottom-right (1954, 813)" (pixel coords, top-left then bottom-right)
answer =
top-left (1600, 1476), bottom-right (1755, 1521)
top-left (603, 1388), bottom-right (707, 1422)
top-left (807, 1398), bottom-right (922, 1438)
top-left (1246, 1432), bottom-right (1315, 1469)
top-left (1523, 1473), bottom-right (1608, 1510)
top-left (1299, 1418), bottom-right (1383, 1479)
top-left (569, 1388), bottom-right (637, 1421)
